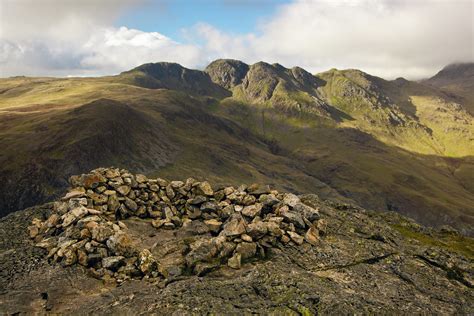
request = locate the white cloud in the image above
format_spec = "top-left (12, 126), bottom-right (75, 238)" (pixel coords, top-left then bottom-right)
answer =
top-left (192, 0), bottom-right (474, 79)
top-left (0, 0), bottom-right (472, 79)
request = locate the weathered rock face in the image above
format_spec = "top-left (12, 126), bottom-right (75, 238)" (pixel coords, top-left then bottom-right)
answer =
top-left (27, 167), bottom-right (323, 282)
top-left (205, 59), bottom-right (250, 89)
top-left (1, 168), bottom-right (473, 314)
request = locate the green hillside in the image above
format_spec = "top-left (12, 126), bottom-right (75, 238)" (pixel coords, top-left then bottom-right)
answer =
top-left (0, 61), bottom-right (473, 234)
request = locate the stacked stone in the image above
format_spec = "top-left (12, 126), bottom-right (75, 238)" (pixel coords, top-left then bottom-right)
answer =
top-left (29, 167), bottom-right (326, 282)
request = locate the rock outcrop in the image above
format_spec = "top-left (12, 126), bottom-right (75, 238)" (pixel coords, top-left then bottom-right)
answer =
top-left (1, 168), bottom-right (473, 314)
top-left (29, 167), bottom-right (325, 283)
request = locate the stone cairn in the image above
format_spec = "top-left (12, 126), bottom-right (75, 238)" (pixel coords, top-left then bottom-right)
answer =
top-left (29, 168), bottom-right (326, 283)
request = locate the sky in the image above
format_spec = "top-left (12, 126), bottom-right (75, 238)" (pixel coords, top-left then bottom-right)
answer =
top-left (0, 0), bottom-right (472, 79)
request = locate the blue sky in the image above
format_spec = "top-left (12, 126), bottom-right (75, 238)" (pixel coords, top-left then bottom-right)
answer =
top-left (116, 0), bottom-right (290, 41)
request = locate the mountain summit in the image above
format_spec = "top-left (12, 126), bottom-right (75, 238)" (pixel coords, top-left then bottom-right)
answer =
top-left (1, 168), bottom-right (472, 314)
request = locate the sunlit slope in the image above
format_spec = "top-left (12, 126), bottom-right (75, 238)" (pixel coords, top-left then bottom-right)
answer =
top-left (316, 69), bottom-right (473, 157)
top-left (0, 60), bottom-right (473, 234)
top-left (213, 100), bottom-right (474, 233)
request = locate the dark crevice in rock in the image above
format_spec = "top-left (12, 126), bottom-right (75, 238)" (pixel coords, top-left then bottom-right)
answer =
top-left (416, 254), bottom-right (473, 288)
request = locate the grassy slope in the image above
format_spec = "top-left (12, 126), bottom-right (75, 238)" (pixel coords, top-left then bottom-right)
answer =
top-left (213, 99), bottom-right (474, 232)
top-left (0, 70), bottom-right (473, 234)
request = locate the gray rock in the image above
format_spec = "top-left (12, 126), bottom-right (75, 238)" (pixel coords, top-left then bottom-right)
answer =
top-left (102, 256), bottom-right (125, 271)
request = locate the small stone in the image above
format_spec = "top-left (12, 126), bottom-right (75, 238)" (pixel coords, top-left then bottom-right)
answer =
top-left (102, 256), bottom-right (125, 271)
top-left (281, 210), bottom-right (306, 229)
top-left (170, 180), bottom-right (184, 189)
top-left (197, 181), bottom-right (214, 196)
top-left (28, 225), bottom-right (39, 238)
top-left (138, 249), bottom-right (158, 275)
top-left (105, 169), bottom-right (121, 179)
top-left (222, 214), bottom-right (247, 236)
top-left (305, 226), bottom-right (319, 245)
top-left (81, 173), bottom-right (107, 189)
top-left (189, 195), bottom-right (207, 205)
top-left (91, 224), bottom-right (114, 242)
top-left (235, 242), bottom-right (257, 260)
top-left (95, 186), bottom-right (107, 193)
top-left (62, 206), bottom-right (88, 227)
top-left (163, 222), bottom-right (175, 230)
top-left (77, 249), bottom-right (88, 266)
top-left (80, 228), bottom-right (91, 239)
top-left (242, 203), bottom-right (262, 218)
top-left (117, 185), bottom-right (131, 196)
top-left (241, 234), bottom-right (253, 242)
top-left (149, 184), bottom-right (160, 192)
top-left (87, 208), bottom-right (102, 215)
top-left (246, 221), bottom-right (268, 240)
top-left (293, 203), bottom-right (320, 222)
top-left (63, 248), bottom-right (77, 266)
top-left (107, 194), bottom-right (120, 212)
top-left (187, 206), bottom-right (202, 219)
top-left (107, 233), bottom-right (135, 256)
top-left (135, 174), bottom-right (148, 183)
top-left (62, 189), bottom-right (86, 200)
top-left (68, 197), bottom-right (88, 209)
top-left (316, 219), bottom-right (327, 236)
top-left (241, 194), bottom-right (256, 206)
top-left (287, 231), bottom-right (304, 245)
top-left (201, 201), bottom-right (218, 212)
top-left (166, 185), bottom-right (176, 199)
top-left (228, 253), bottom-right (241, 269)
top-left (124, 197), bottom-right (138, 212)
top-left (259, 194), bottom-right (280, 207)
top-left (151, 219), bottom-right (165, 228)
top-left (283, 193), bottom-right (300, 208)
top-left (265, 221), bottom-right (283, 237)
top-left (247, 183), bottom-right (271, 195)
top-left (281, 235), bottom-right (290, 243)
top-left (204, 219), bottom-right (222, 233)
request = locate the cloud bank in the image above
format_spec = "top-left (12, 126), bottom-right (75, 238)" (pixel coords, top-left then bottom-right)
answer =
top-left (0, 0), bottom-right (472, 79)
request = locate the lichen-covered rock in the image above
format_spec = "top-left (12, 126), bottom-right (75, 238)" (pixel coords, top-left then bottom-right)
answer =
top-left (24, 168), bottom-right (389, 286)
top-left (137, 249), bottom-right (157, 275)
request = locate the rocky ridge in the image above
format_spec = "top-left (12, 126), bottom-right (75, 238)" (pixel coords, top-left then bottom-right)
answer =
top-left (29, 167), bottom-right (325, 283)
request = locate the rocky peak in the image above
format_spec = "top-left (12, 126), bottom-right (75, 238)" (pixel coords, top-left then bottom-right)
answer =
top-left (425, 62), bottom-right (474, 86)
top-left (205, 59), bottom-right (250, 89)
top-left (122, 62), bottom-right (230, 98)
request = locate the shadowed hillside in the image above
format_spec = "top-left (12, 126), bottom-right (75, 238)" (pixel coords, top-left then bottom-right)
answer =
top-left (0, 60), bottom-right (473, 234)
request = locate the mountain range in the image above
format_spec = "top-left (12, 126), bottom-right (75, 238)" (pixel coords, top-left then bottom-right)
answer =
top-left (0, 60), bottom-right (473, 234)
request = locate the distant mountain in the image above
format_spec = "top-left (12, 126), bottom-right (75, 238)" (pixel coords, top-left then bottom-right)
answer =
top-left (423, 62), bottom-right (474, 114)
top-left (0, 60), bottom-right (473, 234)
top-left (121, 62), bottom-right (230, 98)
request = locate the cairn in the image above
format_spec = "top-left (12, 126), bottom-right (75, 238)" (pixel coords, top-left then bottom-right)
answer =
top-left (29, 167), bottom-right (326, 283)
